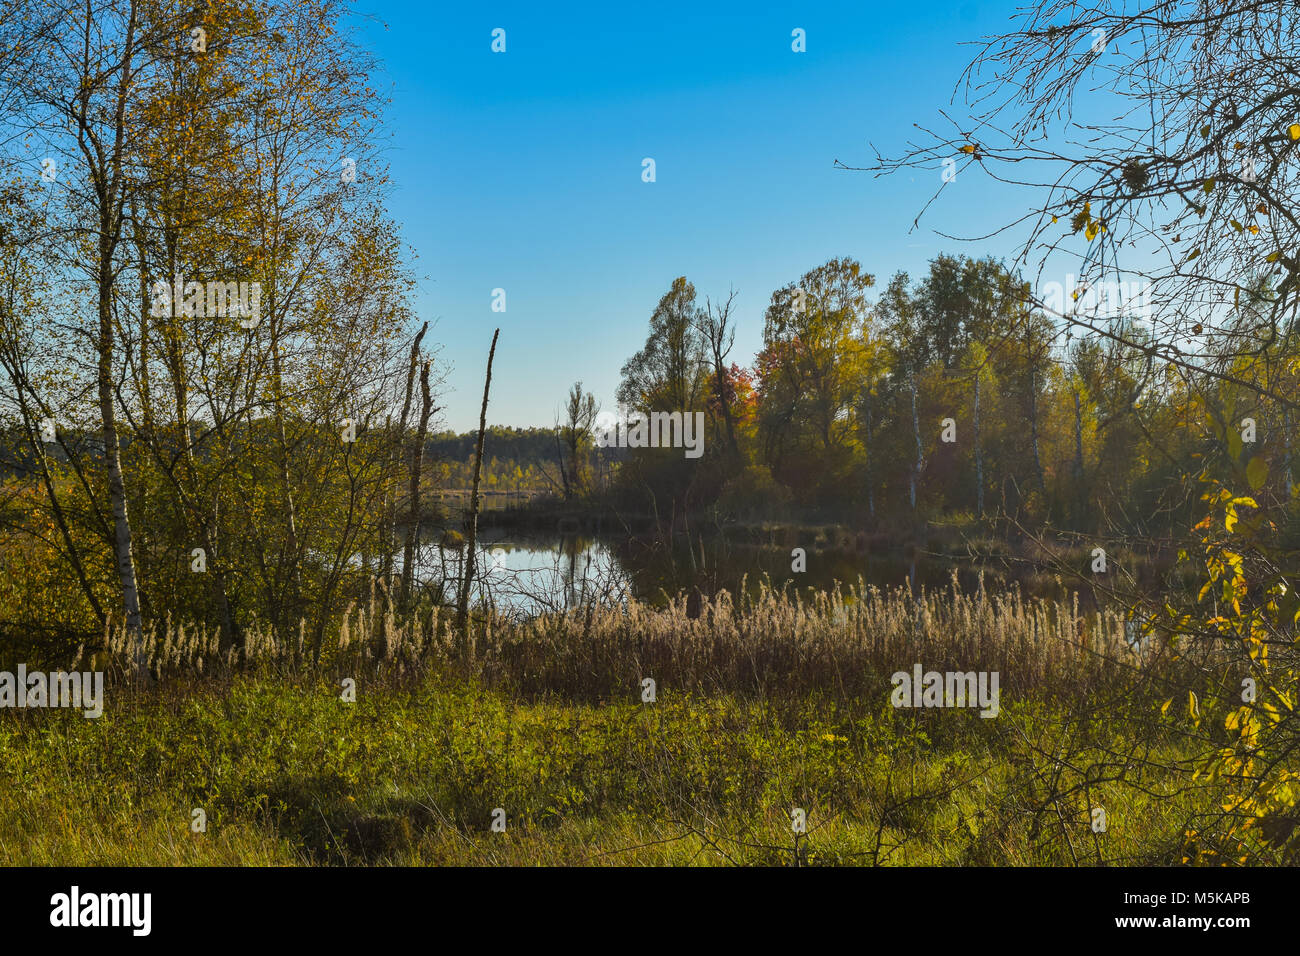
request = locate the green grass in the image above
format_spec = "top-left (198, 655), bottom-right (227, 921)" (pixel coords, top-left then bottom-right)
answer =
top-left (0, 670), bottom-right (1218, 866)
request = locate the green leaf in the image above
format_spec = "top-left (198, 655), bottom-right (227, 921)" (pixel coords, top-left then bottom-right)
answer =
top-left (1228, 427), bottom-right (1243, 461)
top-left (1247, 456), bottom-right (1268, 491)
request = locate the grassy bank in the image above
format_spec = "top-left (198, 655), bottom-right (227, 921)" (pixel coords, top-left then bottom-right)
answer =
top-left (1, 579), bottom-right (1257, 866)
top-left (0, 672), bottom-right (1215, 866)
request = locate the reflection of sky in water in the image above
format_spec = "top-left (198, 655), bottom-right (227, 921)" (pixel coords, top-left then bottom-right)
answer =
top-left (411, 533), bottom-right (629, 615)
top-left (385, 528), bottom-right (1121, 617)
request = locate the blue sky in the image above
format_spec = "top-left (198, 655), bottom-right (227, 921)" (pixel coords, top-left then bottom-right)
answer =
top-left (354, 0), bottom-right (1029, 430)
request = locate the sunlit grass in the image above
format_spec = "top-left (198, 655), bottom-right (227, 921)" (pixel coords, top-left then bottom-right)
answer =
top-left (0, 672), bottom-right (1215, 866)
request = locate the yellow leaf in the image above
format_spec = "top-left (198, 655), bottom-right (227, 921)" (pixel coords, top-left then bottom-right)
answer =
top-left (1290, 124), bottom-right (1300, 140)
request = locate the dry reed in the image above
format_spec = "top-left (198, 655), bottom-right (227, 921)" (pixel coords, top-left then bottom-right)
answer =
top-left (86, 572), bottom-right (1179, 701)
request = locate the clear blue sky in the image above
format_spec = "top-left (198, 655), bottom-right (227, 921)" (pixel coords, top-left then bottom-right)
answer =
top-left (354, 0), bottom-right (1028, 431)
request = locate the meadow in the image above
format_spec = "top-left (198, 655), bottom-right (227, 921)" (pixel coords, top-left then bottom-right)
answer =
top-left (0, 581), bottom-right (1246, 866)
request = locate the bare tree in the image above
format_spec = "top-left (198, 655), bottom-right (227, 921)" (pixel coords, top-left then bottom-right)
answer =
top-left (400, 359), bottom-right (435, 609)
top-left (852, 0), bottom-right (1300, 418)
top-left (556, 381), bottom-right (598, 500)
top-left (456, 328), bottom-right (500, 662)
top-left (698, 288), bottom-right (740, 456)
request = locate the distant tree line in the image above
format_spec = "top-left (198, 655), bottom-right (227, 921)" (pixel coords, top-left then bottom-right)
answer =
top-left (594, 255), bottom-right (1298, 543)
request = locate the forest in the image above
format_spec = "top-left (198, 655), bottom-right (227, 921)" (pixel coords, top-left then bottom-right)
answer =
top-left (554, 257), bottom-right (1297, 551)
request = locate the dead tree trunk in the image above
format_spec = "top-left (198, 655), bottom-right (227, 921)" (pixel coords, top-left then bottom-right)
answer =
top-left (390, 323), bottom-right (427, 579)
top-left (456, 329), bottom-right (500, 662)
top-left (401, 360), bottom-right (434, 609)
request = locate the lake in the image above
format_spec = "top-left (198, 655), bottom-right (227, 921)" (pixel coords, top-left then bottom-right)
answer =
top-left (410, 525), bottom-right (1112, 615)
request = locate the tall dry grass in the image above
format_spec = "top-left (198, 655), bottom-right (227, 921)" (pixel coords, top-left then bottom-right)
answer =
top-left (80, 573), bottom-right (1187, 701)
